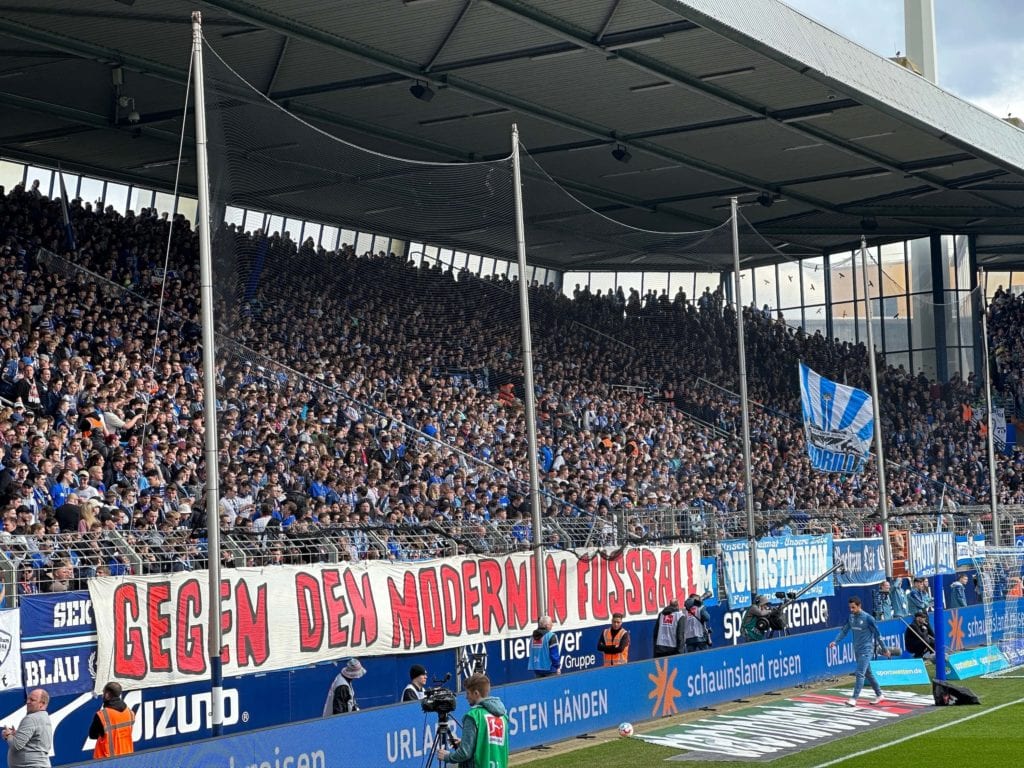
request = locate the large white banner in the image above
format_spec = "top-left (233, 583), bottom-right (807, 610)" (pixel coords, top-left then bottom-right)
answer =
top-left (90, 545), bottom-right (703, 692)
top-left (0, 608), bottom-right (23, 691)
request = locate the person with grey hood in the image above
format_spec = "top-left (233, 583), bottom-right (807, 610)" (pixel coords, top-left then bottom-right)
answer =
top-left (437, 673), bottom-right (508, 768)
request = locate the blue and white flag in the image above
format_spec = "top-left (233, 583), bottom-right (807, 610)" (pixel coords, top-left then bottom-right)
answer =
top-left (799, 362), bottom-right (873, 473)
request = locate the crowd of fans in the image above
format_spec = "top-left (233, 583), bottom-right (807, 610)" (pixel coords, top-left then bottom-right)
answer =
top-left (1, 179), bottom-right (1022, 596)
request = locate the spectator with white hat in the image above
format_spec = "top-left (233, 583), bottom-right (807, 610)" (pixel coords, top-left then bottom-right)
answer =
top-left (323, 658), bottom-right (366, 715)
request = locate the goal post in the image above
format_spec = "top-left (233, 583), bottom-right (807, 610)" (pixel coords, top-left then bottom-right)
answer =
top-left (971, 547), bottom-right (1024, 677)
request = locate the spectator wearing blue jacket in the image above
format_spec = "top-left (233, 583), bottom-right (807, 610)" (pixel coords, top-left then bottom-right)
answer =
top-left (908, 578), bottom-right (933, 614)
top-left (830, 596), bottom-right (890, 706)
top-left (948, 573), bottom-right (969, 609)
top-left (888, 576), bottom-right (911, 617)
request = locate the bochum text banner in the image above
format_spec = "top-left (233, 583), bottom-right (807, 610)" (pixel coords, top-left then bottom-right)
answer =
top-left (90, 545), bottom-right (704, 691)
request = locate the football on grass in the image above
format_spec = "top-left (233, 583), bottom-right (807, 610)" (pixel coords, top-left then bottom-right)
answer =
top-left (618, 722), bottom-right (634, 738)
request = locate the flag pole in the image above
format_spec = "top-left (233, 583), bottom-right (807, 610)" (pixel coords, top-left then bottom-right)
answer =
top-left (979, 279), bottom-right (1001, 545)
top-left (860, 238), bottom-right (892, 569)
top-left (511, 124), bottom-right (546, 617)
top-left (731, 198), bottom-right (759, 599)
top-left (191, 10), bottom-right (224, 736)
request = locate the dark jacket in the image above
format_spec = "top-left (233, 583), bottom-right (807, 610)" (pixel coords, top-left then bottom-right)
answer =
top-left (904, 620), bottom-right (935, 657)
top-left (88, 697), bottom-right (130, 740)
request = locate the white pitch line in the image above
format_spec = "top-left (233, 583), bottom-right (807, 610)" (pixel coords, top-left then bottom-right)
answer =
top-left (809, 696), bottom-right (1024, 768)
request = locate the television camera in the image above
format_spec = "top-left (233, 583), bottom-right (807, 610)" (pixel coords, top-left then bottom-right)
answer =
top-left (750, 561), bottom-right (846, 638)
top-left (421, 673), bottom-right (458, 768)
top-left (420, 673), bottom-right (457, 718)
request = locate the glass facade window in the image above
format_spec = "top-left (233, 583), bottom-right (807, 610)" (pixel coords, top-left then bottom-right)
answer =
top-left (176, 197), bottom-right (197, 225)
top-left (644, 271), bottom-right (668, 299)
top-left (303, 223), bottom-right (321, 245)
top-left (588, 272), bottom-right (615, 298)
top-left (80, 177), bottom-right (105, 208)
top-left (616, 271), bottom-right (642, 298)
top-left (153, 191), bottom-right (176, 217)
top-left (25, 166), bottom-right (54, 197)
top-left (225, 206), bottom-right (245, 228)
top-left (130, 187), bottom-right (154, 213)
top-left (321, 226), bottom-right (339, 250)
top-left (0, 160), bottom-right (23, 192)
top-left (243, 210), bottom-right (265, 234)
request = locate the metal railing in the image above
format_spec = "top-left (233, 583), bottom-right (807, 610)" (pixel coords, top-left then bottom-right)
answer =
top-left (5, 504), bottom-right (1022, 607)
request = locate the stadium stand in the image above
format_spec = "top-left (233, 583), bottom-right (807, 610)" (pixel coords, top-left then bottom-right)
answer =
top-left (1, 180), bottom-right (1021, 596)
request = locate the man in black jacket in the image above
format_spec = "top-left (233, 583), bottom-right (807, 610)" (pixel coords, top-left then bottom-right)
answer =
top-left (89, 682), bottom-right (135, 758)
top-left (904, 611), bottom-right (935, 659)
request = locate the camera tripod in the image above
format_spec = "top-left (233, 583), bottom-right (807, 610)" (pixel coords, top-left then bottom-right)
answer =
top-left (424, 713), bottom-right (457, 768)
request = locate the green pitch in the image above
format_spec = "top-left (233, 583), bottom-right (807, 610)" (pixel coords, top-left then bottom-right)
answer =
top-left (512, 676), bottom-right (1024, 768)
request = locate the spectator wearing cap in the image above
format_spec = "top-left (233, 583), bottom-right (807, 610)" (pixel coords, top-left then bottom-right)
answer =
top-left (323, 658), bottom-right (366, 715)
top-left (76, 469), bottom-right (100, 502)
top-left (401, 664), bottom-right (428, 702)
top-left (903, 611), bottom-right (935, 659)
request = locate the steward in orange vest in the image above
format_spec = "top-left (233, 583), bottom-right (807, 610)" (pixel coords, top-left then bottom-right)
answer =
top-left (90, 682), bottom-right (135, 759)
top-left (597, 613), bottom-right (630, 666)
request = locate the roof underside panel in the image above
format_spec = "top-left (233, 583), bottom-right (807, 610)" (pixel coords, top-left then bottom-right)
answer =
top-left (1, 0), bottom-right (1023, 270)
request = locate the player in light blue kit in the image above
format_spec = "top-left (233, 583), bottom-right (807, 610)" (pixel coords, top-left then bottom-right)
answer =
top-left (829, 596), bottom-right (890, 706)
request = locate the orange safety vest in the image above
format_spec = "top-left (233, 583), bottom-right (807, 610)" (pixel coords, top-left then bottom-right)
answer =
top-left (601, 626), bottom-right (629, 666)
top-left (93, 705), bottom-right (135, 759)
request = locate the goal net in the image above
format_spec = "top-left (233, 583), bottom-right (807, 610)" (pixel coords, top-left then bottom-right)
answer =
top-left (972, 547), bottom-right (1024, 677)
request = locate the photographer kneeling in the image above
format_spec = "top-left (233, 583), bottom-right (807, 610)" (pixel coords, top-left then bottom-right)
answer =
top-left (437, 674), bottom-right (508, 768)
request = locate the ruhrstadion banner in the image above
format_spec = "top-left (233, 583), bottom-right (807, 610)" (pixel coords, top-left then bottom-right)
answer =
top-left (90, 545), bottom-right (703, 692)
top-left (720, 535), bottom-right (834, 609)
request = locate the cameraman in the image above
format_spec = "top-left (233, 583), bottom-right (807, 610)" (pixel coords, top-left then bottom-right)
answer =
top-left (741, 595), bottom-right (771, 642)
top-left (402, 664), bottom-right (427, 702)
top-left (437, 673), bottom-right (508, 768)
top-left (682, 599), bottom-right (711, 652)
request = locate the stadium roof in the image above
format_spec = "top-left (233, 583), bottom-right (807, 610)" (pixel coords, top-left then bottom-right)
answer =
top-left (2, 0), bottom-right (1024, 270)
